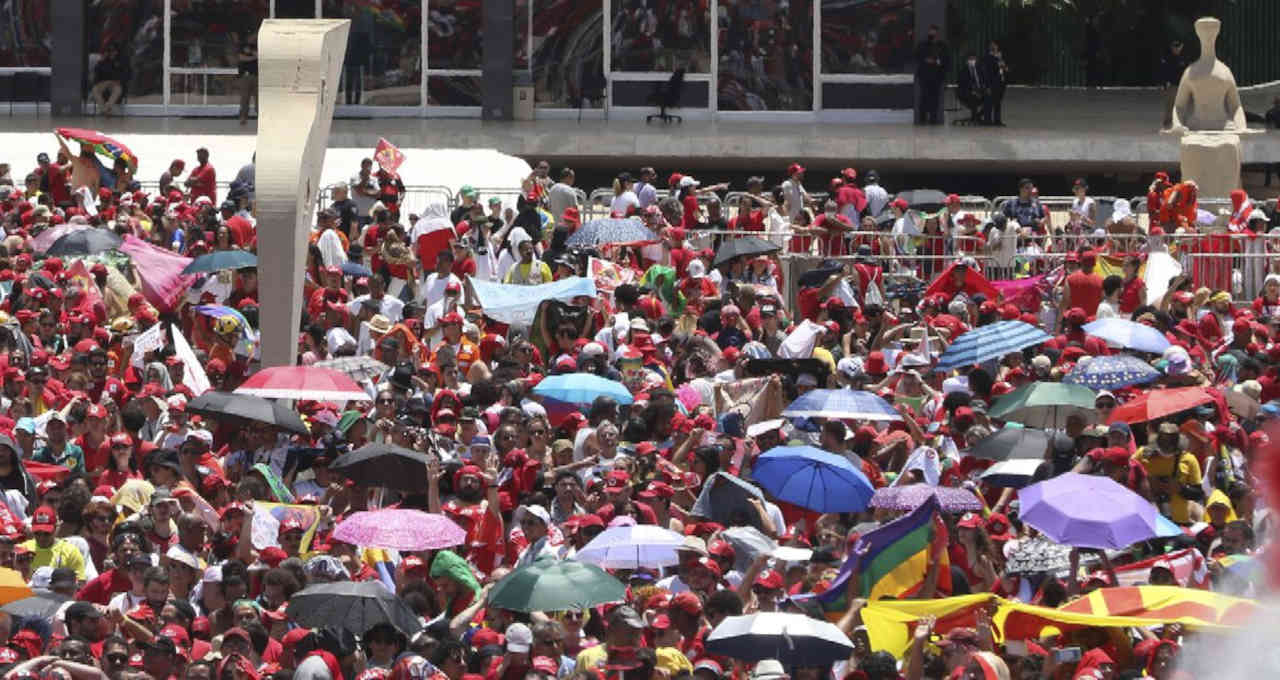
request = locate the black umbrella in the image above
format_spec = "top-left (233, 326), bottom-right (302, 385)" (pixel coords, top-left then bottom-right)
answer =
top-left (186, 391), bottom-right (309, 435)
top-left (46, 229), bottom-right (123, 256)
top-left (329, 443), bottom-right (430, 492)
top-left (796, 259), bottom-right (843, 289)
top-left (713, 237), bottom-right (780, 267)
top-left (894, 189), bottom-right (948, 213)
top-left (2, 591), bottom-right (69, 621)
top-left (286, 580), bottom-right (422, 636)
top-left (965, 426), bottom-right (1055, 461)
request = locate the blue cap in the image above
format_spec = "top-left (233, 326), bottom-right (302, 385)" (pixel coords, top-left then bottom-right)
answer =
top-left (1108, 422), bottom-right (1131, 435)
top-left (469, 435), bottom-right (492, 449)
top-left (14, 418), bottom-right (35, 434)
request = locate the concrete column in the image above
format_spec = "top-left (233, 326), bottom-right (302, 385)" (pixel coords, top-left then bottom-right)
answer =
top-left (482, 0), bottom-right (514, 120)
top-left (50, 0), bottom-right (87, 116)
top-left (254, 19), bottom-right (350, 368)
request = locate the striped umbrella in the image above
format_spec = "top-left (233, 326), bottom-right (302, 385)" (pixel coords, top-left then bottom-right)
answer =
top-left (1063, 354), bottom-right (1161, 390)
top-left (782, 389), bottom-right (902, 421)
top-left (934, 321), bottom-right (1051, 373)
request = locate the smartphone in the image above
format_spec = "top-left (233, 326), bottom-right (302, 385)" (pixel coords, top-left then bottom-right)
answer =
top-left (1052, 647), bottom-right (1082, 664)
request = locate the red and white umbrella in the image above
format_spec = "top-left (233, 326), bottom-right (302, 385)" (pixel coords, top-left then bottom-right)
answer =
top-left (234, 366), bottom-right (370, 401)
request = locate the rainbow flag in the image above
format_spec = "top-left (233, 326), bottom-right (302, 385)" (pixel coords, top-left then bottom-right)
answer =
top-left (810, 496), bottom-right (949, 617)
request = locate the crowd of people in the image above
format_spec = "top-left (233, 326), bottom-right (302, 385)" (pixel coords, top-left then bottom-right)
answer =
top-left (0, 135), bottom-right (1274, 680)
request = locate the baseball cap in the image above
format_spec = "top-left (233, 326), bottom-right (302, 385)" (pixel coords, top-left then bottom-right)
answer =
top-left (505, 623), bottom-right (533, 653)
top-left (31, 506), bottom-right (56, 533)
top-left (609, 605), bottom-right (646, 629)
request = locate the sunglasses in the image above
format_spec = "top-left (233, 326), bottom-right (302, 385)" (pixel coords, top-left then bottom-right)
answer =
top-left (106, 654), bottom-right (128, 666)
top-left (377, 398), bottom-right (395, 404)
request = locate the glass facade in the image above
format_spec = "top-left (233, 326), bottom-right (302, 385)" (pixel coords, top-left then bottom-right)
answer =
top-left (717, 0), bottom-right (813, 110)
top-left (3, 0), bottom-right (916, 116)
top-left (0, 0), bottom-right (49, 68)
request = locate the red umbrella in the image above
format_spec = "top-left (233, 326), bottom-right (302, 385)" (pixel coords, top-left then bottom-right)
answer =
top-left (1107, 386), bottom-right (1214, 424)
top-left (234, 366), bottom-right (370, 402)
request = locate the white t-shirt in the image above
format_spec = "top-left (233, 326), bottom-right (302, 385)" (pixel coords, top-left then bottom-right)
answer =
top-left (1096, 299), bottom-right (1118, 319)
top-left (610, 191), bottom-right (640, 216)
top-left (782, 179), bottom-right (805, 220)
top-left (418, 272), bottom-right (461, 308)
top-left (864, 183), bottom-right (889, 217)
top-left (107, 590), bottom-right (146, 616)
top-left (347, 294), bottom-right (405, 323)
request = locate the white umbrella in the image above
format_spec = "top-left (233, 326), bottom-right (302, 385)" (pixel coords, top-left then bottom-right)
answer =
top-left (705, 612), bottom-right (854, 667)
top-left (574, 525), bottom-right (685, 569)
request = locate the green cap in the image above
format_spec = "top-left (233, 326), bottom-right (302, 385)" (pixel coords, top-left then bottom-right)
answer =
top-left (460, 185), bottom-right (477, 198)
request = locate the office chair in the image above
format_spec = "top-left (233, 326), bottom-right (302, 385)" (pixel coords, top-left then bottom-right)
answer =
top-left (646, 68), bottom-right (685, 124)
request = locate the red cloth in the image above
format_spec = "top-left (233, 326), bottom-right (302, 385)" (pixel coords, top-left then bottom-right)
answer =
top-left (923, 262), bottom-right (1000, 302)
top-left (225, 216), bottom-right (254, 248)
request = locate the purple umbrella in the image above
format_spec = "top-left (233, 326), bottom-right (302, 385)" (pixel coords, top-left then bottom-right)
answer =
top-left (1018, 473), bottom-right (1160, 550)
top-left (332, 509), bottom-right (466, 551)
top-left (868, 484), bottom-right (983, 513)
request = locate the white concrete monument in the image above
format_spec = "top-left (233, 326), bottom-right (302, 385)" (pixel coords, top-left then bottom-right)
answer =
top-left (1164, 17), bottom-right (1258, 199)
top-left (254, 19), bottom-right (350, 368)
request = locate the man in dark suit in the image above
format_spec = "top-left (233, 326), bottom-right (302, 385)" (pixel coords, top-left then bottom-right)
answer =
top-left (957, 53), bottom-right (987, 123)
top-left (914, 25), bottom-right (948, 125)
top-left (980, 41), bottom-right (1008, 126)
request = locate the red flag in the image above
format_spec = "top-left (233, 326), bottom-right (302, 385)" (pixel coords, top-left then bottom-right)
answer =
top-left (374, 138), bottom-right (405, 176)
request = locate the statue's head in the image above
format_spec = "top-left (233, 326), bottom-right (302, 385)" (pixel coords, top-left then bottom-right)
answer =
top-left (1195, 17), bottom-right (1221, 45)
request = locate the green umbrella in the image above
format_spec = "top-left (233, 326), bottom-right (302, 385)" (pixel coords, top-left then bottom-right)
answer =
top-left (988, 382), bottom-right (1097, 429)
top-left (486, 558), bottom-right (626, 613)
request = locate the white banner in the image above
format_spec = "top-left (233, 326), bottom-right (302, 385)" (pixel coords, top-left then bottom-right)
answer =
top-left (130, 321), bottom-right (166, 369)
top-left (172, 324), bottom-right (211, 396)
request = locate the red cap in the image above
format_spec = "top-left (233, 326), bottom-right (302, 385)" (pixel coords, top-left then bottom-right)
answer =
top-left (787, 163), bottom-right (805, 176)
top-left (671, 591), bottom-right (703, 616)
top-left (260, 547), bottom-right (288, 567)
top-left (637, 481), bottom-right (674, 499)
top-left (605, 469), bottom-right (631, 489)
top-left (945, 193), bottom-right (961, 205)
top-left (754, 569), bottom-right (785, 590)
top-left (31, 505), bottom-right (56, 533)
top-left (956, 513), bottom-right (983, 529)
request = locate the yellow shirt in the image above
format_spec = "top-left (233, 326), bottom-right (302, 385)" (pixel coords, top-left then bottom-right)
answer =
top-left (575, 645), bottom-right (691, 675)
top-left (19, 538), bottom-right (86, 580)
top-left (1135, 447), bottom-right (1202, 524)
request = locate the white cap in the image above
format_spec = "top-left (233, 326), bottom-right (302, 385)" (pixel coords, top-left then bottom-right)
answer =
top-left (679, 176), bottom-right (699, 188)
top-left (582, 342), bottom-right (607, 358)
top-left (165, 545), bottom-right (200, 570)
top-left (746, 418), bottom-right (785, 438)
top-left (687, 259), bottom-right (707, 278)
top-left (505, 622), bottom-right (533, 653)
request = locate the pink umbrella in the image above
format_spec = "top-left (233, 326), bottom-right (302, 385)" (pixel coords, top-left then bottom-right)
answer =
top-left (234, 366), bottom-right (370, 401)
top-left (332, 509), bottom-right (466, 551)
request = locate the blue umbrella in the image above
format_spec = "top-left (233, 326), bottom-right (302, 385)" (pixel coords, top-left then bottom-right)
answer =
top-left (934, 321), bottom-right (1051, 373)
top-left (181, 250), bottom-right (258, 275)
top-left (565, 218), bottom-right (656, 247)
top-left (781, 389), bottom-right (902, 421)
top-left (1063, 354), bottom-right (1161, 390)
top-left (753, 446), bottom-right (873, 512)
top-left (1082, 318), bottom-right (1171, 354)
top-left (342, 261), bottom-right (373, 277)
top-left (533, 373), bottom-right (634, 406)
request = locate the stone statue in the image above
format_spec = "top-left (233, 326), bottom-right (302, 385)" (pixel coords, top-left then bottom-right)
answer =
top-left (1166, 17), bottom-right (1256, 134)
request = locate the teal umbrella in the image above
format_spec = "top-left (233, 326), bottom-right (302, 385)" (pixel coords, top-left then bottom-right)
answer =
top-left (182, 250), bottom-right (258, 275)
top-left (486, 558), bottom-right (626, 612)
top-left (987, 382), bottom-right (1096, 429)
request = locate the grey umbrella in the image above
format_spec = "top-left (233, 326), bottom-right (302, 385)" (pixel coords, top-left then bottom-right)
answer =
top-left (691, 472), bottom-right (767, 533)
top-left (2, 591), bottom-right (70, 621)
top-left (286, 580), bottom-right (422, 636)
top-left (720, 526), bottom-right (776, 573)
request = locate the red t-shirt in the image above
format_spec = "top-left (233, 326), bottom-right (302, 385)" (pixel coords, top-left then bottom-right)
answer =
top-left (75, 567), bottom-right (132, 605)
top-left (669, 247), bottom-right (696, 278)
top-left (442, 501), bottom-right (504, 574)
top-left (1066, 271), bottom-right (1103, 316)
top-left (188, 164), bottom-right (217, 203)
top-left (812, 214), bottom-right (853, 256)
top-left (1119, 277), bottom-right (1145, 314)
top-left (681, 195), bottom-right (699, 228)
top-left (75, 434), bottom-right (110, 475)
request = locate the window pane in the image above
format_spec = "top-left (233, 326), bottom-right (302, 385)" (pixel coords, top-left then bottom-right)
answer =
top-left (87, 0), bottom-right (164, 102)
top-left (169, 72), bottom-right (241, 106)
top-left (428, 75), bottom-right (481, 107)
top-left (611, 0), bottom-right (710, 72)
top-left (820, 0), bottom-right (914, 74)
top-left (324, 1), bottom-right (423, 106)
top-left (170, 0), bottom-right (268, 69)
top-left (0, 0), bottom-right (50, 67)
top-left (532, 0), bottom-right (603, 107)
top-left (428, 0), bottom-right (482, 70)
top-left (718, 0), bottom-right (813, 110)
top-left (515, 0), bottom-right (529, 69)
